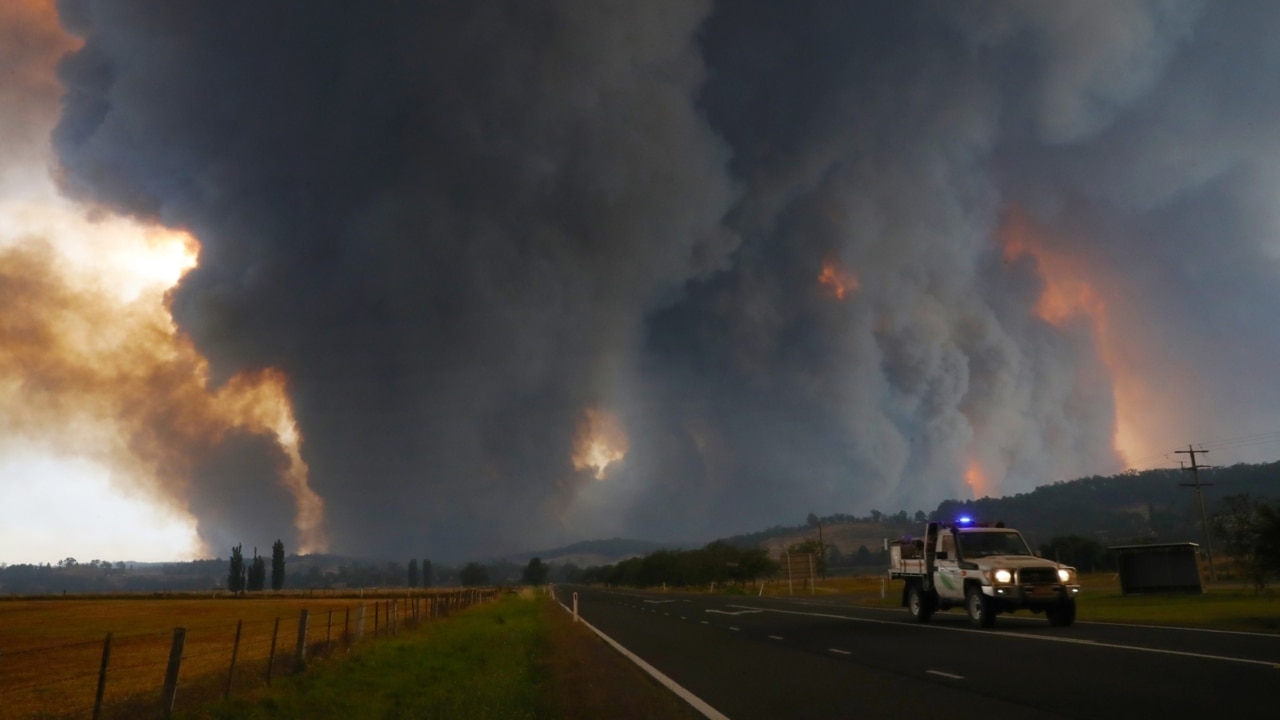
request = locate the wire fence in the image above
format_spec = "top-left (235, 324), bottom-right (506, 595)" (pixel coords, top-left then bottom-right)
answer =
top-left (0, 588), bottom-right (497, 719)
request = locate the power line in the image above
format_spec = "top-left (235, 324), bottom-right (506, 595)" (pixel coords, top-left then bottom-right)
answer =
top-left (1122, 429), bottom-right (1280, 471)
top-left (1175, 445), bottom-right (1216, 582)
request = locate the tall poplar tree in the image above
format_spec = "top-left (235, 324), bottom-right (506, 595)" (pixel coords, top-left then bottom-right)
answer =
top-left (271, 539), bottom-right (286, 591)
top-left (247, 548), bottom-right (266, 591)
top-left (228, 544), bottom-right (245, 593)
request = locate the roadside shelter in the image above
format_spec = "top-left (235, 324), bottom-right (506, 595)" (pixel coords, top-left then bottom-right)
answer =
top-left (1107, 542), bottom-right (1203, 594)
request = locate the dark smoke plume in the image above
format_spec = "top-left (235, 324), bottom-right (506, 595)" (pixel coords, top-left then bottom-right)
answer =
top-left (51, 0), bottom-right (1280, 559)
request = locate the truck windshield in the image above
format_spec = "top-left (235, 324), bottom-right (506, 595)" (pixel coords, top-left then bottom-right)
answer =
top-left (958, 531), bottom-right (1032, 558)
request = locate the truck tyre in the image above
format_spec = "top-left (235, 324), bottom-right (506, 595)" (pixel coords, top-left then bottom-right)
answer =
top-left (965, 584), bottom-right (996, 628)
top-left (1046, 597), bottom-right (1076, 627)
top-left (907, 584), bottom-right (934, 622)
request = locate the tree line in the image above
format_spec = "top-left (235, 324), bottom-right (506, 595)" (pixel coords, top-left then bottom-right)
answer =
top-left (564, 541), bottom-right (778, 588)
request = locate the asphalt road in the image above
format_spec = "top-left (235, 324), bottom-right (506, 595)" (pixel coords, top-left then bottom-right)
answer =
top-left (554, 585), bottom-right (1279, 719)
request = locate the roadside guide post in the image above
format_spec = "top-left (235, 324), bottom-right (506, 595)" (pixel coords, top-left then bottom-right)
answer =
top-left (573, 592), bottom-right (579, 623)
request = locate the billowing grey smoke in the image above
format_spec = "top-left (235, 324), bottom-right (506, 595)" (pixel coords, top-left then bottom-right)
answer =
top-left (53, 0), bottom-right (1280, 559)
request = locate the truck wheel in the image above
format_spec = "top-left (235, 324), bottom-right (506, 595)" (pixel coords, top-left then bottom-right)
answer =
top-left (1046, 597), bottom-right (1076, 627)
top-left (965, 585), bottom-right (995, 628)
top-left (908, 584), bottom-right (934, 622)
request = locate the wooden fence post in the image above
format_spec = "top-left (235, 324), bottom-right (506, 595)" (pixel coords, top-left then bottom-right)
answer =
top-left (224, 620), bottom-right (242, 699)
top-left (266, 618), bottom-right (280, 686)
top-left (786, 551), bottom-right (793, 596)
top-left (294, 610), bottom-right (309, 671)
top-left (160, 627), bottom-right (186, 719)
top-left (355, 604), bottom-right (365, 642)
top-left (326, 609), bottom-right (333, 651)
top-left (91, 632), bottom-right (112, 720)
top-left (374, 602), bottom-right (380, 638)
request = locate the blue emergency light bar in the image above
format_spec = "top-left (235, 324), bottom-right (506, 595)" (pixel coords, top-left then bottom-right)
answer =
top-left (951, 516), bottom-right (1006, 529)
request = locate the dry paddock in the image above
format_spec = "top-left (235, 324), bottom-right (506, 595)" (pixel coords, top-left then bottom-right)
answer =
top-left (0, 588), bottom-right (490, 719)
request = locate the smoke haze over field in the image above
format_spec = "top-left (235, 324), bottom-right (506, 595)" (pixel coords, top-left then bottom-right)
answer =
top-left (9, 0), bottom-right (1280, 561)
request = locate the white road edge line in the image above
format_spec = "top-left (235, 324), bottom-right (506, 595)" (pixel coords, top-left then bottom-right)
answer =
top-left (556, 597), bottom-right (731, 720)
top-left (1081, 620), bottom-right (1280, 638)
top-left (927, 670), bottom-right (964, 680)
top-left (829, 648), bottom-right (851, 655)
top-left (724, 605), bottom-right (1280, 669)
top-left (768, 635), bottom-right (784, 640)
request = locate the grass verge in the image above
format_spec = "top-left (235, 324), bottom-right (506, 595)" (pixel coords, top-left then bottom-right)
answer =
top-left (181, 593), bottom-right (544, 720)
top-left (178, 590), bottom-right (704, 720)
top-left (1074, 582), bottom-right (1280, 632)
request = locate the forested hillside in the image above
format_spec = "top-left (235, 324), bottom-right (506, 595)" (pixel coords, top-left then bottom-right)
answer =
top-left (701, 461), bottom-right (1280, 575)
top-left (935, 462), bottom-right (1280, 548)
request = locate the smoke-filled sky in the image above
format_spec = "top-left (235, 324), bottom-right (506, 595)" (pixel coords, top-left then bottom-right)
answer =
top-left (5, 0), bottom-right (1280, 563)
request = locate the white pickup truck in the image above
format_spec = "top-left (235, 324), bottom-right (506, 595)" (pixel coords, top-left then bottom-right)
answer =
top-left (888, 519), bottom-right (1080, 627)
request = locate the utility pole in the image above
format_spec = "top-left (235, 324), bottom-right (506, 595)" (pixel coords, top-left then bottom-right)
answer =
top-left (816, 519), bottom-right (826, 579)
top-left (1176, 445), bottom-right (1216, 581)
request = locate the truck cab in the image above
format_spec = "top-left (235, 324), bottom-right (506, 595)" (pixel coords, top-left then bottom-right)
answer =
top-left (889, 519), bottom-right (1080, 628)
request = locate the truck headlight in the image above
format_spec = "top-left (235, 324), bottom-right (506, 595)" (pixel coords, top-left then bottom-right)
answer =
top-left (993, 569), bottom-right (1012, 583)
top-left (1057, 569), bottom-right (1071, 583)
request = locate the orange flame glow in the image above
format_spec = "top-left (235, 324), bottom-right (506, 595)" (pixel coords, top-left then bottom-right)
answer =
top-left (964, 458), bottom-right (989, 499)
top-left (572, 408), bottom-right (628, 480)
top-left (998, 209), bottom-right (1139, 466)
top-left (818, 259), bottom-right (859, 300)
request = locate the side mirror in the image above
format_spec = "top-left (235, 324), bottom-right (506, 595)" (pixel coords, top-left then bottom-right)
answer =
top-left (936, 551), bottom-right (948, 560)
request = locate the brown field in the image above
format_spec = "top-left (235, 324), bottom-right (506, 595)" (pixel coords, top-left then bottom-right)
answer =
top-left (0, 588), bottom-right (483, 720)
